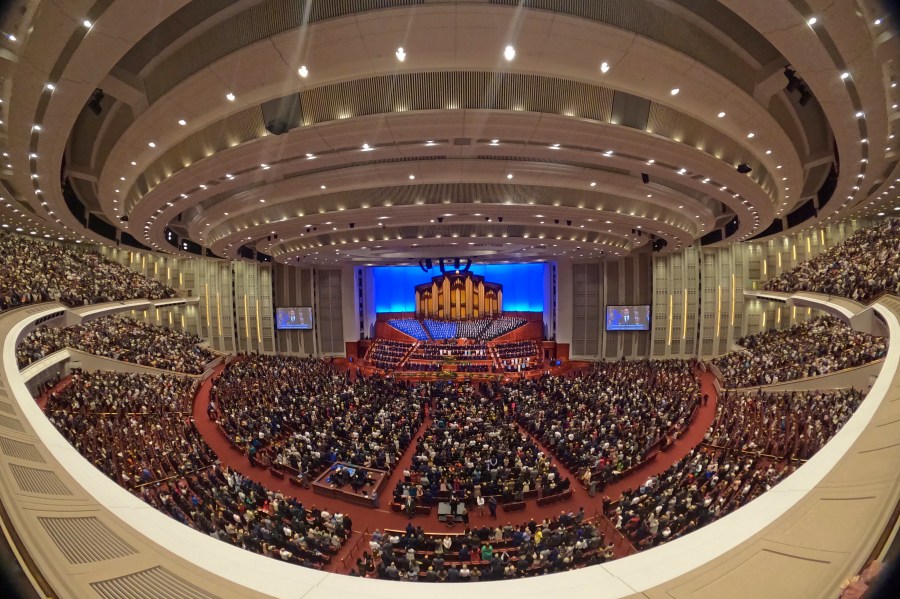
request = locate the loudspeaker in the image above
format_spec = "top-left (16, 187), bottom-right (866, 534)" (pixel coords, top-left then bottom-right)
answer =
top-left (737, 163), bottom-right (752, 174)
top-left (261, 94), bottom-right (302, 135)
top-left (454, 258), bottom-right (461, 270)
top-left (425, 258), bottom-right (433, 270)
top-left (641, 173), bottom-right (650, 184)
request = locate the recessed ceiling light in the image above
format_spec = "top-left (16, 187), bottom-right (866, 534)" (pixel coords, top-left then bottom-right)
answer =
top-left (855, 111), bottom-right (864, 118)
top-left (807, 17), bottom-right (817, 25)
top-left (178, 119), bottom-right (187, 126)
top-left (590, 182), bottom-right (596, 187)
top-left (600, 61), bottom-right (610, 74)
top-left (226, 92), bottom-right (236, 101)
top-left (490, 139), bottom-right (500, 145)
top-left (646, 159), bottom-right (655, 164)
top-left (148, 141), bottom-right (156, 148)
top-left (507, 173), bottom-right (513, 179)
top-left (395, 48), bottom-right (406, 62)
top-left (298, 65), bottom-right (309, 78)
top-left (320, 185), bottom-right (327, 189)
top-left (747, 132), bottom-right (755, 139)
top-left (717, 111), bottom-right (725, 118)
top-left (7, 34), bottom-right (16, 42)
top-left (362, 143), bottom-right (371, 151)
top-left (504, 45), bottom-right (515, 61)
top-left (670, 88), bottom-right (680, 95)
top-left (840, 72), bottom-right (851, 80)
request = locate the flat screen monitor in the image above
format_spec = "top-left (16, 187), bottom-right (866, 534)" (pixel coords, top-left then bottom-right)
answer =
top-left (606, 305), bottom-right (650, 331)
top-left (275, 307), bottom-right (313, 330)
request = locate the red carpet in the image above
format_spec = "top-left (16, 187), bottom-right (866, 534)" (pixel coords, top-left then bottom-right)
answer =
top-left (191, 366), bottom-right (719, 573)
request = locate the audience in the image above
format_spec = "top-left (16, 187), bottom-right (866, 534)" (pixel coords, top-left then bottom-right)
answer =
top-left (712, 316), bottom-right (886, 388)
top-left (369, 511), bottom-right (614, 581)
top-left (212, 356), bottom-right (424, 478)
top-left (762, 218), bottom-right (900, 302)
top-left (508, 360), bottom-right (700, 491)
top-left (401, 383), bottom-right (566, 508)
top-left (17, 315), bottom-right (215, 372)
top-left (0, 231), bottom-right (176, 313)
top-left (705, 388), bottom-right (863, 460)
top-left (46, 370), bottom-right (349, 569)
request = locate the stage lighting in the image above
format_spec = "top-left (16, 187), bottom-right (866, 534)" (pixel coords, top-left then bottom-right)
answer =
top-left (737, 163), bottom-right (752, 174)
top-left (641, 173), bottom-right (650, 184)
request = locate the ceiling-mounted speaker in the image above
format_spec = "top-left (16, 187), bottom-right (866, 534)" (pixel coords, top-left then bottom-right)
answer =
top-left (641, 173), bottom-right (650, 184)
top-left (425, 258), bottom-right (433, 270)
top-left (454, 257), bottom-right (461, 270)
top-left (261, 94), bottom-right (302, 135)
top-left (87, 89), bottom-right (105, 116)
top-left (737, 163), bottom-right (752, 174)
top-left (439, 259), bottom-right (446, 273)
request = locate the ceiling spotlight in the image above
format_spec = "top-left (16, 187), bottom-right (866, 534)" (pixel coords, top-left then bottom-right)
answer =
top-left (490, 139), bottom-right (500, 145)
top-left (855, 111), bottom-right (864, 118)
top-left (840, 72), bottom-right (851, 80)
top-left (226, 92), bottom-right (236, 101)
top-left (717, 111), bottom-right (725, 118)
top-left (600, 61), bottom-right (610, 74)
top-left (32, 124), bottom-right (41, 131)
top-left (131, 161), bottom-right (137, 165)
top-left (320, 185), bottom-right (326, 189)
top-left (807, 17), bottom-right (817, 25)
top-left (646, 159), bottom-right (655, 164)
top-left (298, 65), bottom-right (309, 78)
top-left (362, 143), bottom-right (371, 151)
top-left (747, 132), bottom-right (755, 138)
top-left (670, 87), bottom-right (680, 95)
top-left (507, 173), bottom-right (513, 179)
top-left (45, 83), bottom-right (55, 91)
top-left (395, 47), bottom-right (406, 62)
top-left (504, 45), bottom-right (516, 61)
top-left (178, 119), bottom-right (187, 126)
top-left (83, 19), bottom-right (92, 28)
top-left (737, 163), bottom-right (752, 174)
top-left (409, 174), bottom-right (415, 180)
top-left (7, 34), bottom-right (15, 42)
top-left (148, 141), bottom-right (156, 148)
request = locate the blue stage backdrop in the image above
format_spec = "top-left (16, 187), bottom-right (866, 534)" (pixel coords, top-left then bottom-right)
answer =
top-left (372, 263), bottom-right (546, 313)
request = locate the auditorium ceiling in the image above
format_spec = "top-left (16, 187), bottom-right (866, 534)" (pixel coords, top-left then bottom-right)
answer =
top-left (0, 0), bottom-right (897, 265)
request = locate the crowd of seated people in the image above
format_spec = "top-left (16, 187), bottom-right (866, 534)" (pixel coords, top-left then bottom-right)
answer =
top-left (614, 376), bottom-right (864, 550)
top-left (0, 231), bottom-right (176, 313)
top-left (388, 319), bottom-right (430, 340)
top-left (364, 510), bottom-right (614, 581)
top-left (705, 388), bottom-right (864, 460)
top-left (481, 316), bottom-right (527, 340)
top-left (613, 447), bottom-right (793, 550)
top-left (762, 218), bottom-right (900, 302)
top-left (712, 316), bottom-right (886, 388)
top-left (410, 342), bottom-right (490, 360)
top-left (398, 383), bottom-right (568, 510)
top-left (507, 360), bottom-right (700, 491)
top-left (402, 361), bottom-right (443, 372)
top-left (494, 340), bottom-right (542, 372)
top-left (212, 356), bottom-right (424, 479)
top-left (17, 315), bottom-right (215, 373)
top-left (45, 370), bottom-right (349, 569)
top-left (368, 339), bottom-right (413, 370)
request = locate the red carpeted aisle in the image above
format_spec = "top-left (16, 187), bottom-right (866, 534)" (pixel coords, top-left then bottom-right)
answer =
top-left (191, 366), bottom-right (719, 572)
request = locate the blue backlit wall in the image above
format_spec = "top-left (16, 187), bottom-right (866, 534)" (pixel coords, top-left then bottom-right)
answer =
top-left (371, 263), bottom-right (546, 313)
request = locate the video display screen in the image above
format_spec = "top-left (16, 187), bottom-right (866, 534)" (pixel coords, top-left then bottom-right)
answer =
top-left (275, 307), bottom-right (313, 330)
top-left (606, 305), bottom-right (650, 331)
